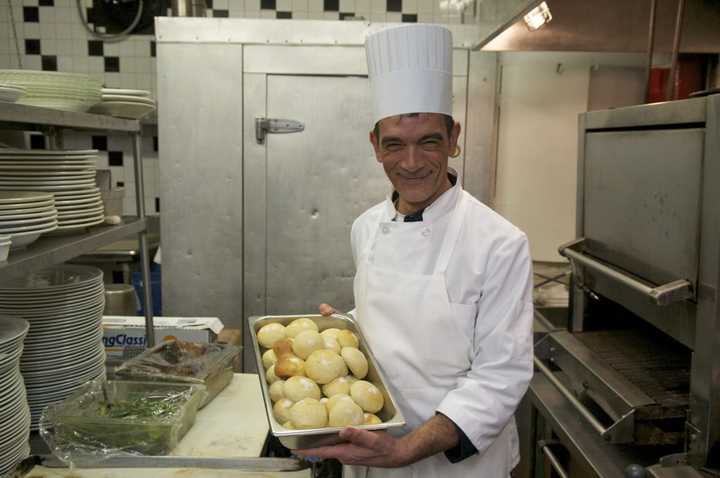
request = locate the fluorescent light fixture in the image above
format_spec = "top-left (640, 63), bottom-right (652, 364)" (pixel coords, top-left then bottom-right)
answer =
top-left (439, 0), bottom-right (473, 12)
top-left (524, 1), bottom-right (552, 30)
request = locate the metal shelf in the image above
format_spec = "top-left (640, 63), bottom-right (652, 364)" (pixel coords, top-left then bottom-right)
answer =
top-left (0, 103), bottom-right (141, 132)
top-left (0, 218), bottom-right (147, 278)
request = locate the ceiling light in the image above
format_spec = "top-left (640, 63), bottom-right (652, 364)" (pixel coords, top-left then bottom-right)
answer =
top-left (524, 1), bottom-right (552, 31)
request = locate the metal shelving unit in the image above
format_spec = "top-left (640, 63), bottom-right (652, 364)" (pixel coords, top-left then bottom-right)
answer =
top-left (0, 103), bottom-right (156, 347)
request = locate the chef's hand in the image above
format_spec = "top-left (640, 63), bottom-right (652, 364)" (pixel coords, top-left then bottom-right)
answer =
top-left (294, 427), bottom-right (412, 468)
top-left (319, 303), bottom-right (337, 316)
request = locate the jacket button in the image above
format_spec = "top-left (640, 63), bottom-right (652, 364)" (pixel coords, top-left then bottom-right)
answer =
top-left (422, 228), bottom-right (431, 237)
top-left (382, 225), bottom-right (390, 234)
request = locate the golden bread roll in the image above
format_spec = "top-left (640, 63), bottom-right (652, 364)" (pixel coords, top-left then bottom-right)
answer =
top-left (329, 398), bottom-right (364, 427)
top-left (363, 413), bottom-right (382, 425)
top-left (305, 349), bottom-right (348, 384)
top-left (273, 398), bottom-right (294, 423)
top-left (262, 349), bottom-right (277, 370)
top-left (275, 356), bottom-right (306, 378)
top-left (285, 318), bottom-right (319, 338)
top-left (350, 380), bottom-right (384, 413)
top-left (292, 330), bottom-right (325, 359)
top-left (269, 380), bottom-right (285, 402)
top-left (290, 398), bottom-right (328, 429)
top-left (322, 375), bottom-right (353, 398)
top-left (284, 375), bottom-right (322, 402)
top-left (337, 329), bottom-right (359, 348)
top-left (257, 323), bottom-right (286, 349)
top-left (341, 347), bottom-right (368, 379)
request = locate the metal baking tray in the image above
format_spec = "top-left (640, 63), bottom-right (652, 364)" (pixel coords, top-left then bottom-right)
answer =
top-left (249, 313), bottom-right (406, 449)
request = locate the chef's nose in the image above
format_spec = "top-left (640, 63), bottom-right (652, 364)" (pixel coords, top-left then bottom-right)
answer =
top-left (399, 145), bottom-right (422, 170)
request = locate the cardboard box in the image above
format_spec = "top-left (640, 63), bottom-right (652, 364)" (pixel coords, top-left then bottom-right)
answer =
top-left (103, 316), bottom-right (224, 364)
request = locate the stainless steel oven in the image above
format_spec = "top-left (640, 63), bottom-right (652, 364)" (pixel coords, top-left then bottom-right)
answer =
top-left (520, 94), bottom-right (720, 478)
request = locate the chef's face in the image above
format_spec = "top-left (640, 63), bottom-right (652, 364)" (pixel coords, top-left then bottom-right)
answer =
top-left (370, 113), bottom-right (460, 214)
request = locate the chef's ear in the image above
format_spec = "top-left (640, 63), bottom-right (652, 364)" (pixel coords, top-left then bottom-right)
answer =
top-left (369, 130), bottom-right (382, 162)
top-left (450, 121), bottom-right (461, 148)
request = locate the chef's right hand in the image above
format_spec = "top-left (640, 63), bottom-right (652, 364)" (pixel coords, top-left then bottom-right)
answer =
top-left (319, 303), bottom-right (337, 316)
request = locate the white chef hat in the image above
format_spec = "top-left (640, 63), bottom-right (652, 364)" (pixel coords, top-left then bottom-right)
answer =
top-left (365, 24), bottom-right (453, 125)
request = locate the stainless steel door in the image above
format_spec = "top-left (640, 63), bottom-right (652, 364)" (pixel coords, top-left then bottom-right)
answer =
top-left (264, 74), bottom-right (385, 313)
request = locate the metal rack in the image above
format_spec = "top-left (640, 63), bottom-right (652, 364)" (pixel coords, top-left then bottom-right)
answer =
top-left (0, 103), bottom-right (156, 347)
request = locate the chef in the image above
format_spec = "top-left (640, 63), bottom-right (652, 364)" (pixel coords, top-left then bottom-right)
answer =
top-left (296, 24), bottom-right (533, 477)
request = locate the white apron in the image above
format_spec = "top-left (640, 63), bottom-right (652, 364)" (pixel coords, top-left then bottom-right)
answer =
top-left (345, 190), bottom-right (516, 478)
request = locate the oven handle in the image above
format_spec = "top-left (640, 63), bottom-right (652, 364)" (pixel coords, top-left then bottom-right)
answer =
top-left (558, 239), bottom-right (693, 306)
top-left (538, 441), bottom-right (570, 478)
top-left (533, 356), bottom-right (608, 437)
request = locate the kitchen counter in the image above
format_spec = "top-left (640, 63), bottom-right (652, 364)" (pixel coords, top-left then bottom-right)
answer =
top-left (26, 374), bottom-right (311, 478)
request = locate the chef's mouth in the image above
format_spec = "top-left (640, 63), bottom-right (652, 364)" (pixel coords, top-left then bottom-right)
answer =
top-left (399, 171), bottom-right (432, 181)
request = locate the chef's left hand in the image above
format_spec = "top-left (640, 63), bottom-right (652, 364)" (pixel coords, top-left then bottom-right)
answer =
top-left (294, 427), bottom-right (412, 467)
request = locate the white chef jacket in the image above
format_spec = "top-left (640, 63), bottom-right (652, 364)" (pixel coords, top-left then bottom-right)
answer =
top-left (349, 180), bottom-right (534, 459)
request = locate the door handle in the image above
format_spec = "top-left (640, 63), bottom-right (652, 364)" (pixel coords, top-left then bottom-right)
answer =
top-left (558, 238), bottom-right (693, 306)
top-left (538, 441), bottom-right (570, 478)
top-left (255, 117), bottom-right (305, 144)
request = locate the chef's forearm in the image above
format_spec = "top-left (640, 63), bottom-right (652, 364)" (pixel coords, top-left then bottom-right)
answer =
top-left (398, 414), bottom-right (459, 464)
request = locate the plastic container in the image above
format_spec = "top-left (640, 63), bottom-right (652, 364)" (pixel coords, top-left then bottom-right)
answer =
top-left (40, 378), bottom-right (206, 460)
top-left (114, 340), bottom-right (240, 408)
top-left (132, 266), bottom-right (161, 316)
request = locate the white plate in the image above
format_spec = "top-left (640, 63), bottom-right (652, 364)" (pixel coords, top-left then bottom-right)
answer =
top-left (0, 177), bottom-right (94, 185)
top-left (0, 205), bottom-right (55, 218)
top-left (0, 148), bottom-right (96, 156)
top-left (6, 224), bottom-right (57, 248)
top-left (52, 187), bottom-right (100, 197)
top-left (0, 170), bottom-right (95, 178)
top-left (102, 88), bottom-right (150, 97)
top-left (0, 184), bottom-right (95, 192)
top-left (90, 101), bottom-right (156, 119)
top-left (0, 219), bottom-right (57, 234)
top-left (58, 205), bottom-right (104, 218)
top-left (0, 163), bottom-right (95, 171)
top-left (0, 201), bottom-right (55, 213)
top-left (0, 87), bottom-right (24, 103)
top-left (101, 94), bottom-right (156, 105)
top-left (0, 212), bottom-right (57, 226)
top-left (57, 200), bottom-right (104, 211)
top-left (0, 191), bottom-right (53, 204)
top-left (54, 216), bottom-right (105, 230)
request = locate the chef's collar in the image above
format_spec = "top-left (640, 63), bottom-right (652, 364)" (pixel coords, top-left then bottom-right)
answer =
top-left (386, 169), bottom-right (459, 223)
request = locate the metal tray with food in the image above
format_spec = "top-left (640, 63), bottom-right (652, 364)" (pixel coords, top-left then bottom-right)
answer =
top-left (40, 379), bottom-right (207, 458)
top-left (249, 313), bottom-right (405, 449)
top-left (114, 339), bottom-right (239, 408)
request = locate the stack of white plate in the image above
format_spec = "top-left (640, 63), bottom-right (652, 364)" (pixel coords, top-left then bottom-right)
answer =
top-left (0, 317), bottom-right (31, 476)
top-left (0, 70), bottom-right (102, 112)
top-left (0, 83), bottom-right (26, 103)
top-left (91, 88), bottom-right (156, 119)
top-left (0, 149), bottom-right (105, 234)
top-left (0, 265), bottom-right (106, 430)
top-left (0, 192), bottom-right (58, 249)
top-left (0, 234), bottom-right (10, 261)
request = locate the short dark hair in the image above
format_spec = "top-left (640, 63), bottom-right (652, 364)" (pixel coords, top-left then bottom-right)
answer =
top-left (373, 114), bottom-right (454, 142)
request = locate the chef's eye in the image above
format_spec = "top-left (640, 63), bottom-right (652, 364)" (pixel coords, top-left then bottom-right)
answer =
top-left (421, 139), bottom-right (442, 150)
top-left (383, 142), bottom-right (403, 152)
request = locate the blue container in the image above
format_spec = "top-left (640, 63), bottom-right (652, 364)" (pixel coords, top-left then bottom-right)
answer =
top-left (132, 266), bottom-right (162, 316)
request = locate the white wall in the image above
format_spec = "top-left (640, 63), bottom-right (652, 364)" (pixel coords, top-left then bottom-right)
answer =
top-left (493, 52), bottom-right (646, 262)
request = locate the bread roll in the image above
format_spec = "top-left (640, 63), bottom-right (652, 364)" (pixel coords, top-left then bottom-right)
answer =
top-left (323, 335), bottom-right (341, 354)
top-left (257, 323), bottom-right (286, 349)
top-left (322, 375), bottom-right (353, 398)
top-left (290, 398), bottom-right (328, 429)
top-left (326, 393), bottom-right (355, 412)
top-left (320, 328), bottom-right (342, 340)
top-left (269, 380), bottom-right (285, 402)
top-left (275, 356), bottom-right (306, 378)
top-left (266, 365), bottom-right (280, 384)
top-left (285, 318), bottom-right (319, 338)
top-left (284, 375), bottom-right (322, 402)
top-left (363, 413), bottom-right (382, 425)
top-left (273, 398), bottom-right (294, 423)
top-left (305, 349), bottom-right (348, 384)
top-left (282, 421), bottom-right (295, 429)
top-left (341, 347), bottom-right (368, 379)
top-left (329, 398), bottom-right (364, 427)
top-left (272, 338), bottom-right (295, 358)
top-left (337, 330), bottom-right (359, 348)
top-left (350, 380), bottom-right (384, 413)
top-left (262, 349), bottom-right (277, 370)
top-left (292, 330), bottom-right (325, 359)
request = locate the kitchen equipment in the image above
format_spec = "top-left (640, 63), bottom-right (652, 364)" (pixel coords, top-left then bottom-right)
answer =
top-left (104, 283), bottom-right (139, 316)
top-left (249, 313), bottom-right (406, 449)
top-left (525, 95), bottom-right (720, 477)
